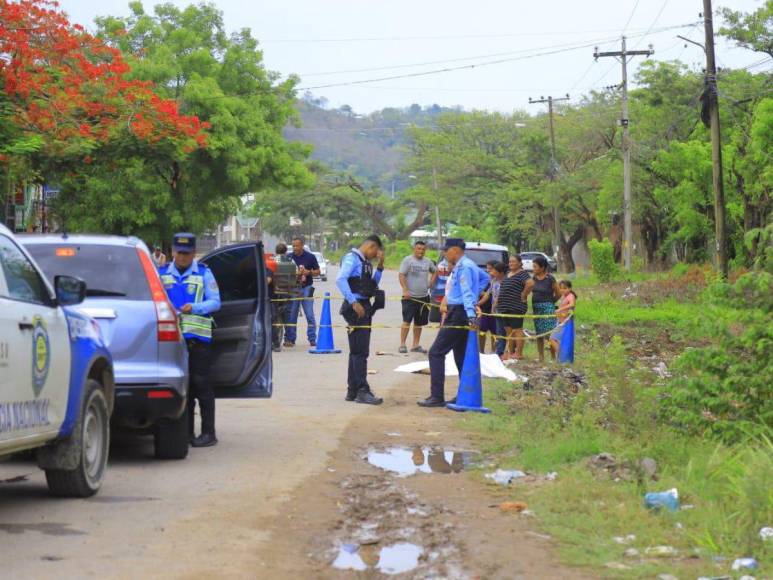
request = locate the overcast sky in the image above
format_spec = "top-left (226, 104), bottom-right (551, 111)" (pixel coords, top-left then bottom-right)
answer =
top-left (60, 0), bottom-right (768, 114)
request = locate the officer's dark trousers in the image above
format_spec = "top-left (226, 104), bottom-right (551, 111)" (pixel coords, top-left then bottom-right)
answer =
top-left (187, 340), bottom-right (216, 436)
top-left (342, 299), bottom-right (372, 397)
top-left (271, 302), bottom-right (286, 349)
top-left (428, 305), bottom-right (469, 401)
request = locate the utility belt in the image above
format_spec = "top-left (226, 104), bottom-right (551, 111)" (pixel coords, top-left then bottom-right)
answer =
top-left (340, 290), bottom-right (386, 322)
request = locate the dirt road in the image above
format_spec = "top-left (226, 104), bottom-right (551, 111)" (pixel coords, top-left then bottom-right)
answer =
top-left (0, 268), bottom-right (584, 579)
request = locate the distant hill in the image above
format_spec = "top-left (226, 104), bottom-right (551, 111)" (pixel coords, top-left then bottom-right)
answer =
top-left (284, 95), bottom-right (458, 192)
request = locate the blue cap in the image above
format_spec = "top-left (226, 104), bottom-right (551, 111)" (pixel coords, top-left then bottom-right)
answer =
top-left (444, 238), bottom-right (466, 250)
top-left (172, 232), bottom-right (196, 253)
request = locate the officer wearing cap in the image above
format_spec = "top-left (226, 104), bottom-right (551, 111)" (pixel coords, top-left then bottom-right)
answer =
top-left (159, 233), bottom-right (222, 447)
top-left (418, 238), bottom-right (489, 408)
top-left (336, 234), bottom-right (386, 405)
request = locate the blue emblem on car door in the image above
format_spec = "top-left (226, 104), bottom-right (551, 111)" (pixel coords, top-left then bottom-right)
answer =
top-left (31, 316), bottom-right (51, 397)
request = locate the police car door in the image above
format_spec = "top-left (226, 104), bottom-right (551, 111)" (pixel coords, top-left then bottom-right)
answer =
top-left (200, 242), bottom-right (272, 398)
top-left (0, 233), bottom-right (70, 447)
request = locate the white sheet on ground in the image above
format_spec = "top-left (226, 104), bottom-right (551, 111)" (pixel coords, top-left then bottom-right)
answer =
top-left (394, 352), bottom-right (527, 382)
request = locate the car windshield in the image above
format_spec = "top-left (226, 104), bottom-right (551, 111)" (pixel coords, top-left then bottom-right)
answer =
top-left (465, 249), bottom-right (507, 267)
top-left (520, 253), bottom-right (542, 260)
top-left (313, 252), bottom-right (324, 262)
top-left (25, 243), bottom-right (151, 300)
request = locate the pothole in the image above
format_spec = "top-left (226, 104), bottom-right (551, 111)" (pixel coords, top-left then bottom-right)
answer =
top-left (322, 474), bottom-right (466, 578)
top-left (366, 446), bottom-right (478, 477)
top-left (332, 542), bottom-right (423, 575)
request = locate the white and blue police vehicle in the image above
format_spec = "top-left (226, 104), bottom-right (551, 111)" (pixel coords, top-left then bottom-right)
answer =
top-left (0, 224), bottom-right (114, 497)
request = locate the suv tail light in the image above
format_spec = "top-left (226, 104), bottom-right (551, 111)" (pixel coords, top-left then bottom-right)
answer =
top-left (137, 249), bottom-right (181, 342)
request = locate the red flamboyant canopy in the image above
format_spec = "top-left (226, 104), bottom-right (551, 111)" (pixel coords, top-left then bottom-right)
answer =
top-left (0, 0), bottom-right (208, 157)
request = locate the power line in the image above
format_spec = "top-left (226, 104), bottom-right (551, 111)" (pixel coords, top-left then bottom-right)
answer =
top-left (300, 36), bottom-right (623, 77)
top-left (299, 41), bottom-right (605, 90)
top-left (622, 0), bottom-right (643, 35)
top-left (261, 24), bottom-right (690, 44)
top-left (632, 0), bottom-right (671, 49)
top-left (298, 24), bottom-right (694, 91)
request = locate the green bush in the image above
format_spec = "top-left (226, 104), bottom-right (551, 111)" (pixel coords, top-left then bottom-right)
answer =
top-left (662, 273), bottom-right (773, 444)
top-left (587, 239), bottom-right (618, 282)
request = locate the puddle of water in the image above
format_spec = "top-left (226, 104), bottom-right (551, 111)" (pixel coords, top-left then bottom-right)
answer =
top-left (332, 542), bottom-right (423, 575)
top-left (366, 447), bottom-right (477, 477)
top-left (332, 543), bottom-right (367, 571)
top-left (377, 543), bottom-right (423, 575)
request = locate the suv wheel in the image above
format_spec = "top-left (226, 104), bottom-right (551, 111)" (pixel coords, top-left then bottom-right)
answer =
top-left (154, 412), bottom-right (189, 460)
top-left (45, 379), bottom-right (110, 497)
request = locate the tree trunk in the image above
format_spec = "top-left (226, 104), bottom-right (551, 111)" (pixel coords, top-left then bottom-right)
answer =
top-left (557, 225), bottom-right (585, 273)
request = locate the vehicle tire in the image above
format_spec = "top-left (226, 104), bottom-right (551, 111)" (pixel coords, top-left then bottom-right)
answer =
top-left (45, 379), bottom-right (110, 498)
top-left (154, 412), bottom-right (189, 460)
top-left (322, 276), bottom-right (327, 281)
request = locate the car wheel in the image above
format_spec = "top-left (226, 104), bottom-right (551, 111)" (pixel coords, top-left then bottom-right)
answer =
top-left (45, 379), bottom-right (110, 498)
top-left (154, 412), bottom-right (189, 460)
top-left (322, 276), bottom-right (327, 281)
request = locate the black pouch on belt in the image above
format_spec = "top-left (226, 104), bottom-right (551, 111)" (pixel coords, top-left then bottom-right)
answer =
top-left (371, 289), bottom-right (386, 312)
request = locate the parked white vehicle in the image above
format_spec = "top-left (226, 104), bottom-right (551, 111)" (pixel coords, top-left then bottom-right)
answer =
top-left (312, 251), bottom-right (328, 281)
top-left (520, 251), bottom-right (557, 272)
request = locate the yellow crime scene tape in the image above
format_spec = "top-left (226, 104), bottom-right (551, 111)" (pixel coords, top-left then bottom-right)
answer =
top-left (273, 314), bottom-right (573, 341)
top-left (271, 295), bottom-right (561, 319)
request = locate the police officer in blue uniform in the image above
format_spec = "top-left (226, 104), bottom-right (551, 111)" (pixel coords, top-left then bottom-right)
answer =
top-left (418, 238), bottom-right (489, 408)
top-left (160, 233), bottom-right (222, 447)
top-left (336, 235), bottom-right (386, 405)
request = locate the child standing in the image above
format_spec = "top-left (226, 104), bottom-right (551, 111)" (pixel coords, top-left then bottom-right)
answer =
top-left (549, 280), bottom-right (577, 360)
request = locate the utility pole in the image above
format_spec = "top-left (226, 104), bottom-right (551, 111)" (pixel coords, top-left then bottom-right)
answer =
top-left (702, 0), bottom-right (728, 278)
top-left (432, 165), bottom-right (443, 250)
top-left (529, 94), bottom-right (570, 271)
top-left (594, 37), bottom-right (654, 270)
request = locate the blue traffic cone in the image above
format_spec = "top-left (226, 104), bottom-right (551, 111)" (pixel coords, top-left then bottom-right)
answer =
top-left (558, 317), bottom-right (575, 364)
top-left (309, 292), bottom-right (341, 354)
top-left (447, 330), bottom-right (491, 414)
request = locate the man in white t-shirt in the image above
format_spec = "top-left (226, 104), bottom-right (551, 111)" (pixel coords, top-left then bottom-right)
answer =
top-left (398, 241), bottom-right (437, 353)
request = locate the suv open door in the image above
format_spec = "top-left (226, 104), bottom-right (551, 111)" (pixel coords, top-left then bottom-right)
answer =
top-left (200, 242), bottom-right (273, 398)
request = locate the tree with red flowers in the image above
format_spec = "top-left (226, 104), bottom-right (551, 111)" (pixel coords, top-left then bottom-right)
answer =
top-left (0, 0), bottom-right (212, 235)
top-left (0, 0), bottom-right (207, 159)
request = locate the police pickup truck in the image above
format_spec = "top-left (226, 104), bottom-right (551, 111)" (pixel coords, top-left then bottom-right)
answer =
top-left (0, 224), bottom-right (114, 497)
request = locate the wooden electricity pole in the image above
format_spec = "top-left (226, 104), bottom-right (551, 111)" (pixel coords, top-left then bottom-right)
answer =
top-left (432, 165), bottom-right (443, 250)
top-left (702, 0), bottom-right (728, 278)
top-left (594, 37), bottom-right (654, 270)
top-left (530, 94), bottom-right (570, 271)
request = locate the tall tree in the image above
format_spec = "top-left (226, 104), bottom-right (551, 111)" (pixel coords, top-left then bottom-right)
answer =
top-left (0, 0), bottom-right (207, 228)
top-left (80, 1), bottom-right (313, 238)
top-left (720, 1), bottom-right (773, 58)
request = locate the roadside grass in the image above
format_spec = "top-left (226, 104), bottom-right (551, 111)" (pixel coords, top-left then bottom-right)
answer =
top-left (461, 381), bottom-right (772, 578)
top-left (456, 273), bottom-right (772, 578)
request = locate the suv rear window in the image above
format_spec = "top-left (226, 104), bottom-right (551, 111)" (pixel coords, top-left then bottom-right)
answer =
top-left (24, 243), bottom-right (151, 300)
top-left (465, 248), bottom-right (508, 268)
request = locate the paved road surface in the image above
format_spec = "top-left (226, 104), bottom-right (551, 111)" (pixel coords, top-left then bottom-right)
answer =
top-left (0, 266), bottom-right (420, 578)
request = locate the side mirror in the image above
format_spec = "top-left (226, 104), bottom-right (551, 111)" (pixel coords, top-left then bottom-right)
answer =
top-left (55, 275), bottom-right (87, 306)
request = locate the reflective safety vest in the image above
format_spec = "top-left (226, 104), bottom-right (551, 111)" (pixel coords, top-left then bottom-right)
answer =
top-left (160, 263), bottom-right (214, 343)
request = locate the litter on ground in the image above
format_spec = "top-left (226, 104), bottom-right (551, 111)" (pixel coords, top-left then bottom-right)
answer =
top-left (498, 501), bottom-right (528, 513)
top-left (394, 352), bottom-right (527, 382)
top-left (731, 558), bottom-right (759, 571)
top-left (644, 488), bottom-right (679, 512)
top-left (485, 469), bottom-right (526, 485)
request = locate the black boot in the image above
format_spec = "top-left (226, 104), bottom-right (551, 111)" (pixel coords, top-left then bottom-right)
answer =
top-left (192, 433), bottom-right (218, 447)
top-left (345, 389), bottom-right (357, 402)
top-left (355, 389), bottom-right (383, 405)
top-left (417, 396), bottom-right (446, 408)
